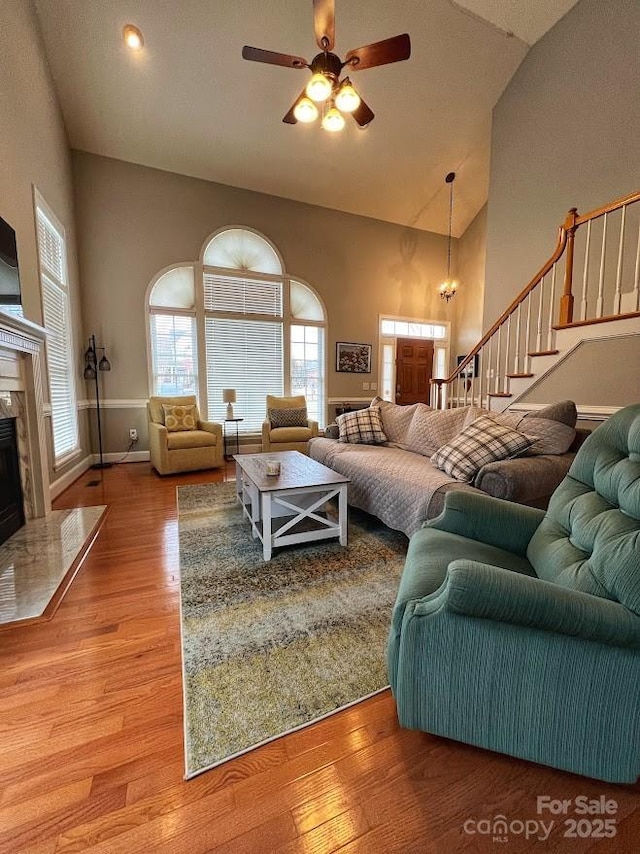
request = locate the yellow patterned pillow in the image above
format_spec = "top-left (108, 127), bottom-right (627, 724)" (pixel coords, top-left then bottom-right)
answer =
top-left (162, 403), bottom-right (197, 432)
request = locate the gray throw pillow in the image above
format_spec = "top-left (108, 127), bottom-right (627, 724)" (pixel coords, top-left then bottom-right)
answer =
top-left (495, 401), bottom-right (577, 454)
top-left (268, 406), bottom-right (307, 428)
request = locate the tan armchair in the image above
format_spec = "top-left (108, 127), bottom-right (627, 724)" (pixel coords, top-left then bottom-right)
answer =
top-left (262, 394), bottom-right (319, 455)
top-left (147, 395), bottom-right (223, 475)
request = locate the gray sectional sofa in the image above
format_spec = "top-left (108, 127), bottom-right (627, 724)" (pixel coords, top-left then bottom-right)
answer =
top-left (309, 400), bottom-right (586, 538)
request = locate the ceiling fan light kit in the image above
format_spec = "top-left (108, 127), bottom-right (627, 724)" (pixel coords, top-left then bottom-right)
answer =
top-left (242, 0), bottom-right (411, 131)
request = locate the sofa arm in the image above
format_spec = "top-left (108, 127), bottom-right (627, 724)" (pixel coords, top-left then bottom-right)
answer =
top-left (428, 490), bottom-right (545, 556)
top-left (199, 419), bottom-right (222, 442)
top-left (429, 560), bottom-right (640, 649)
top-left (262, 420), bottom-right (272, 450)
top-left (474, 452), bottom-right (575, 503)
top-left (148, 421), bottom-right (169, 471)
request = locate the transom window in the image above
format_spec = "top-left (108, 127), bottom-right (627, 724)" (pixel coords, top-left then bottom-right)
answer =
top-left (147, 228), bottom-right (326, 432)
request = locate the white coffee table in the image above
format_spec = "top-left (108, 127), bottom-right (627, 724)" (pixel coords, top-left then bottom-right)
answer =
top-left (234, 450), bottom-right (350, 561)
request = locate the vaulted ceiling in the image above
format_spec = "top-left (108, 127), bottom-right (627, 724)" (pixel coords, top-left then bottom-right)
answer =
top-left (34, 0), bottom-right (579, 236)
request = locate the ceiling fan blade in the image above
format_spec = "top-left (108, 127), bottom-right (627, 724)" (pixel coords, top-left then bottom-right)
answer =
top-left (282, 89), bottom-right (309, 124)
top-left (344, 33), bottom-right (411, 71)
top-left (242, 45), bottom-right (308, 69)
top-left (351, 98), bottom-right (375, 128)
top-left (313, 0), bottom-right (335, 51)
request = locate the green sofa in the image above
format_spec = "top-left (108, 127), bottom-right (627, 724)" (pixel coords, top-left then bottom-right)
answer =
top-left (388, 403), bottom-right (640, 782)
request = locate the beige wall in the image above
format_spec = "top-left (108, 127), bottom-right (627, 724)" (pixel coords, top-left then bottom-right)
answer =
top-left (452, 205), bottom-right (486, 372)
top-left (483, 0), bottom-right (640, 330)
top-left (518, 334), bottom-right (640, 408)
top-left (0, 0), bottom-right (89, 483)
top-left (72, 151), bottom-right (457, 450)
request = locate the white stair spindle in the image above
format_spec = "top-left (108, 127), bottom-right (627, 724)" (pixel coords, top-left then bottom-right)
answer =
top-left (596, 212), bottom-right (607, 318)
top-left (488, 335), bottom-right (495, 401)
top-left (478, 349), bottom-right (484, 409)
top-left (634, 220), bottom-right (640, 312)
top-left (580, 219), bottom-right (591, 320)
top-left (547, 263), bottom-right (557, 350)
top-left (536, 276), bottom-right (544, 352)
top-left (524, 293), bottom-right (532, 373)
top-left (513, 303), bottom-right (522, 374)
top-left (495, 324), bottom-right (502, 393)
top-left (504, 315), bottom-right (511, 392)
top-left (614, 205), bottom-right (626, 315)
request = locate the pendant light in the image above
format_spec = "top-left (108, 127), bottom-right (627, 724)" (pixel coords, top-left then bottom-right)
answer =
top-left (439, 172), bottom-right (458, 302)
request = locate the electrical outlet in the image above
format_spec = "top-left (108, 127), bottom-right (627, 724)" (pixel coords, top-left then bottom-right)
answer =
top-left (129, 428), bottom-right (138, 442)
top-left (370, 382), bottom-right (377, 390)
top-left (362, 382), bottom-right (370, 390)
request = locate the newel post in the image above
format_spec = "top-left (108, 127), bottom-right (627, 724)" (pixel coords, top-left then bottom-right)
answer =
top-left (430, 378), bottom-right (445, 409)
top-left (559, 207), bottom-right (578, 325)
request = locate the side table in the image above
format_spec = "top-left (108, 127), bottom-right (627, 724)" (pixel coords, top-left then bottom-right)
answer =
top-left (224, 417), bottom-right (243, 459)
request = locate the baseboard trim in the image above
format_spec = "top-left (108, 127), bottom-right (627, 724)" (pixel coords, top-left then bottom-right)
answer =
top-left (50, 455), bottom-right (92, 500)
top-left (94, 450), bottom-right (151, 464)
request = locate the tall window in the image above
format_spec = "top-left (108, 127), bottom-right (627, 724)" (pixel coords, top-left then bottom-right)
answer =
top-left (147, 228), bottom-right (326, 431)
top-left (36, 195), bottom-right (79, 465)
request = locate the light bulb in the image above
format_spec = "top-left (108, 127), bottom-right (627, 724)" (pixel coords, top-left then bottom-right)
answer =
top-left (293, 97), bottom-right (318, 123)
top-left (123, 24), bottom-right (144, 51)
top-left (335, 82), bottom-right (361, 113)
top-left (306, 73), bottom-right (332, 103)
top-left (322, 107), bottom-right (345, 132)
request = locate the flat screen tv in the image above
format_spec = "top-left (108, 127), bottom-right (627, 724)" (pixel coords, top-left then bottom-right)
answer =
top-left (0, 214), bottom-right (21, 306)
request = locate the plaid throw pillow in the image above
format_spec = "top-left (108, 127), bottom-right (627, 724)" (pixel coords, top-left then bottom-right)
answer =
top-left (268, 406), bottom-right (308, 428)
top-left (431, 415), bottom-right (533, 482)
top-left (162, 403), bottom-right (197, 432)
top-left (337, 407), bottom-right (387, 445)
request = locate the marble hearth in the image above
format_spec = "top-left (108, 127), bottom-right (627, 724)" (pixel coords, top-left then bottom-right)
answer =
top-left (0, 310), bottom-right (51, 521)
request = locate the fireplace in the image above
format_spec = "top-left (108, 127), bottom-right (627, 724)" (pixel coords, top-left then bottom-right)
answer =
top-left (0, 417), bottom-right (25, 546)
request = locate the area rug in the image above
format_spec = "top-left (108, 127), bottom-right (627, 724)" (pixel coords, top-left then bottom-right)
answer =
top-left (177, 481), bottom-right (408, 779)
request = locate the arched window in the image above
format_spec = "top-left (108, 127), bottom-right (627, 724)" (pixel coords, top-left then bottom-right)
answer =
top-left (146, 228), bottom-right (326, 431)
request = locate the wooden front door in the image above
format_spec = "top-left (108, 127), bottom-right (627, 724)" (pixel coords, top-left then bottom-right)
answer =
top-left (395, 338), bottom-right (433, 405)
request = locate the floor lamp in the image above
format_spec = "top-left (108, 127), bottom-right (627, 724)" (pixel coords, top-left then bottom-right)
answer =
top-left (83, 335), bottom-right (112, 469)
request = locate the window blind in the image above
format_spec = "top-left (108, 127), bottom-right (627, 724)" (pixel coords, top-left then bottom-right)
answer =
top-left (41, 274), bottom-right (78, 461)
top-left (205, 317), bottom-right (283, 431)
top-left (203, 273), bottom-right (282, 316)
top-left (37, 210), bottom-right (65, 282)
top-left (150, 313), bottom-right (197, 395)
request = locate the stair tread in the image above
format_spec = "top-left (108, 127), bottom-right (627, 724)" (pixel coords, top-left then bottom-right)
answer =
top-left (487, 392), bottom-right (513, 398)
top-left (528, 349), bottom-right (559, 356)
top-left (506, 372), bottom-right (534, 378)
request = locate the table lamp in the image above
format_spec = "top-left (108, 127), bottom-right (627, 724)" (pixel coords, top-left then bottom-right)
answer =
top-left (222, 389), bottom-right (236, 419)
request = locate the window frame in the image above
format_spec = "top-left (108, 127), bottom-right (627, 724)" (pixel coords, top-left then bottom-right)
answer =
top-left (34, 189), bottom-right (80, 468)
top-left (145, 229), bottom-right (328, 431)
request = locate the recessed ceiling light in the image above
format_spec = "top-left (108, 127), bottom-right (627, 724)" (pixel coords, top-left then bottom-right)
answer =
top-left (123, 24), bottom-right (144, 51)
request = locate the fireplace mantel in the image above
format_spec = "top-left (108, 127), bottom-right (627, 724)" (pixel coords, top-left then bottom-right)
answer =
top-left (0, 310), bottom-right (51, 517)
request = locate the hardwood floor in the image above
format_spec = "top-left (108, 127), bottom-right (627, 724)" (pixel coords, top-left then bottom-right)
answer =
top-left (0, 462), bottom-right (638, 853)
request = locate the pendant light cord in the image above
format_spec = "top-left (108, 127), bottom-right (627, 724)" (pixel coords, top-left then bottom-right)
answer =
top-left (446, 172), bottom-right (455, 280)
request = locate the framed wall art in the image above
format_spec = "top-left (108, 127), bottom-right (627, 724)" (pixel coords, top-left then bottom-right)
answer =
top-left (336, 342), bottom-right (372, 374)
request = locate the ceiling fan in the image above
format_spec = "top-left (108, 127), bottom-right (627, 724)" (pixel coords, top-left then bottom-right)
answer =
top-left (241, 0), bottom-right (411, 131)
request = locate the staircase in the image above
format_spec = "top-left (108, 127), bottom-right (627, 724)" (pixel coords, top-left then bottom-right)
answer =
top-left (433, 189), bottom-right (640, 411)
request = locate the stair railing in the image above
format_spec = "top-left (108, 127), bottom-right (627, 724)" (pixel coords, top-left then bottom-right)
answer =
top-left (431, 188), bottom-right (640, 409)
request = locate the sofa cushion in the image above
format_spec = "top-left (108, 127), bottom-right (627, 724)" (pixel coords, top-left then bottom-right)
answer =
top-left (432, 415), bottom-right (533, 482)
top-left (371, 397), bottom-right (422, 446)
top-left (337, 407), bottom-right (387, 445)
top-left (162, 403), bottom-right (197, 432)
top-left (269, 426), bottom-right (313, 442)
top-left (167, 429), bottom-right (217, 449)
top-left (406, 405), bottom-right (485, 457)
top-left (268, 406), bottom-right (307, 428)
top-left (495, 401), bottom-right (577, 454)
